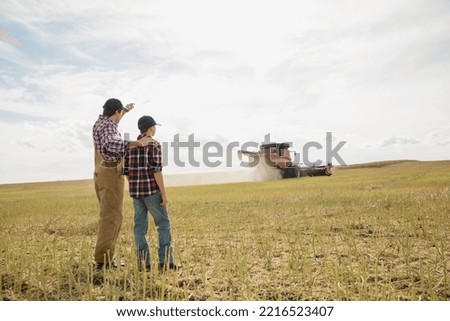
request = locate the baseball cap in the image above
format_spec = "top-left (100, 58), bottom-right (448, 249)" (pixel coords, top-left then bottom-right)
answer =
top-left (138, 115), bottom-right (161, 132)
top-left (103, 98), bottom-right (130, 113)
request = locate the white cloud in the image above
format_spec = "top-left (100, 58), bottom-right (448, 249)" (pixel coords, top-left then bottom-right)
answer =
top-left (381, 135), bottom-right (420, 147)
top-left (0, 119), bottom-right (94, 183)
top-left (428, 126), bottom-right (450, 146)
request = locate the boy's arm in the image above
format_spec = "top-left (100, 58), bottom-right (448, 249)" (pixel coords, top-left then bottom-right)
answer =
top-left (154, 171), bottom-right (168, 206)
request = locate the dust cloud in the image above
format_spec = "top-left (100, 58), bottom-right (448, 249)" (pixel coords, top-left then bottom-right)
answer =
top-left (251, 163), bottom-right (281, 182)
top-left (164, 165), bottom-right (281, 187)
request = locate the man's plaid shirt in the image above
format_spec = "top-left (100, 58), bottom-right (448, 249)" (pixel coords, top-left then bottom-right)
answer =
top-left (93, 115), bottom-right (129, 162)
top-left (124, 134), bottom-right (163, 198)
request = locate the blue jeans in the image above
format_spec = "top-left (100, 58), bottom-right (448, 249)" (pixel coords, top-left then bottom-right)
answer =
top-left (133, 192), bottom-right (174, 267)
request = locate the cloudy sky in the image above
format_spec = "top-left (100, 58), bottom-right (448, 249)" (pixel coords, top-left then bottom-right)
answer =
top-left (1, 0), bottom-right (449, 184)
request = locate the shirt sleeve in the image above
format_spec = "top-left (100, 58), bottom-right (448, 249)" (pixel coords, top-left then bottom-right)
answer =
top-left (100, 124), bottom-right (129, 158)
top-left (149, 142), bottom-right (163, 172)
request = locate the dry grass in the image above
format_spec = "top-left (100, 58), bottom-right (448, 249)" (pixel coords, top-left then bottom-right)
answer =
top-left (1, 160), bottom-right (449, 301)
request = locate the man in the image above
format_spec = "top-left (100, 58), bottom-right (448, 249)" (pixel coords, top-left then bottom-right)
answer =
top-left (92, 98), bottom-right (152, 269)
top-left (124, 115), bottom-right (178, 272)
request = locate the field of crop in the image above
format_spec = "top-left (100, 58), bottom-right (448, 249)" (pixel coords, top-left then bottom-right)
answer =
top-left (1, 160), bottom-right (449, 301)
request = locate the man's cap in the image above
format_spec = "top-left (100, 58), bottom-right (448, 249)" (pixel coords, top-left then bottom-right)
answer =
top-left (138, 115), bottom-right (161, 132)
top-left (103, 98), bottom-right (129, 113)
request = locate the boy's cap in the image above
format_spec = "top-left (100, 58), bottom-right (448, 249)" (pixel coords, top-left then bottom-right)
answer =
top-left (103, 98), bottom-right (129, 112)
top-left (138, 115), bottom-right (161, 131)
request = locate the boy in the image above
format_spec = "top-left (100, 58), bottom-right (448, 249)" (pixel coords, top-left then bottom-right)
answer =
top-left (124, 115), bottom-right (178, 272)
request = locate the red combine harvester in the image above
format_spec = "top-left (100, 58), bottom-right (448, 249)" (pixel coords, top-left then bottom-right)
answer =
top-left (238, 142), bottom-right (333, 179)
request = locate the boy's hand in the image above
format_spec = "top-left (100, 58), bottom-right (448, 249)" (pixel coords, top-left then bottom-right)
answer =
top-left (161, 194), bottom-right (168, 206)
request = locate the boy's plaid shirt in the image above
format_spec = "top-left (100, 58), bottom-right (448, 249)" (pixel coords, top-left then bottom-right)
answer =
top-left (124, 135), bottom-right (163, 198)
